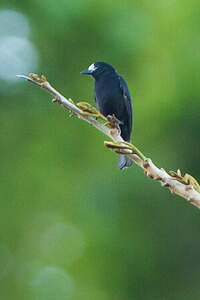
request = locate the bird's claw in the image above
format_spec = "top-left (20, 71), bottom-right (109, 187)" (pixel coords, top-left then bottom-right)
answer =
top-left (104, 114), bottom-right (123, 129)
top-left (76, 102), bottom-right (107, 120)
top-left (104, 114), bottom-right (123, 137)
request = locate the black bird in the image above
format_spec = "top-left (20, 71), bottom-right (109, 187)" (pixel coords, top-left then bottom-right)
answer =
top-left (80, 62), bottom-right (133, 170)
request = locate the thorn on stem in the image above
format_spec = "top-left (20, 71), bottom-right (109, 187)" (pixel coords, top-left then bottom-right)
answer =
top-left (154, 176), bottom-right (162, 181)
top-left (143, 161), bottom-right (150, 169)
top-left (188, 198), bottom-right (195, 203)
top-left (52, 96), bottom-right (61, 104)
top-left (185, 186), bottom-right (193, 192)
top-left (162, 183), bottom-right (170, 188)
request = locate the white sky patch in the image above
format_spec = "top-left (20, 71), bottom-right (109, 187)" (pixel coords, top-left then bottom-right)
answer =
top-left (88, 63), bottom-right (97, 72)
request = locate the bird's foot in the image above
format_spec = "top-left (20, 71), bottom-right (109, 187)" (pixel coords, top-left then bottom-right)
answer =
top-left (104, 114), bottom-right (123, 137)
top-left (104, 114), bottom-right (123, 129)
top-left (76, 102), bottom-right (107, 121)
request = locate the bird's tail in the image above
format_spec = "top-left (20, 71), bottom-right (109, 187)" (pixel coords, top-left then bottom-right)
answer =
top-left (118, 154), bottom-right (133, 170)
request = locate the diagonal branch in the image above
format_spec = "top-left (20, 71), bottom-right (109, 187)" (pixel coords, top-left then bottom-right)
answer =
top-left (17, 73), bottom-right (200, 209)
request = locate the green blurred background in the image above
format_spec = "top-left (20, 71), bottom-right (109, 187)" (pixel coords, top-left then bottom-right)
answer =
top-left (0, 0), bottom-right (200, 299)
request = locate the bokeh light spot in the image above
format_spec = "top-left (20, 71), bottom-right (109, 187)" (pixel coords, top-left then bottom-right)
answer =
top-left (0, 244), bottom-right (12, 280)
top-left (0, 9), bottom-right (38, 84)
top-left (105, 10), bottom-right (151, 52)
top-left (14, 260), bottom-right (44, 286)
top-left (0, 9), bottom-right (30, 38)
top-left (36, 0), bottom-right (91, 21)
top-left (30, 266), bottom-right (73, 300)
top-left (39, 222), bottom-right (85, 266)
top-left (0, 36), bottom-right (38, 82)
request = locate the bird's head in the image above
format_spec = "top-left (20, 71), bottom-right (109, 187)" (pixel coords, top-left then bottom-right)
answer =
top-left (80, 62), bottom-right (116, 79)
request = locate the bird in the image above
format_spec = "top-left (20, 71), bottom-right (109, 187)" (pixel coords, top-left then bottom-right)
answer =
top-left (80, 62), bottom-right (133, 170)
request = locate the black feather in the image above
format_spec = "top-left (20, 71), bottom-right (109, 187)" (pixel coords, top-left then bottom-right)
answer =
top-left (81, 62), bottom-right (133, 169)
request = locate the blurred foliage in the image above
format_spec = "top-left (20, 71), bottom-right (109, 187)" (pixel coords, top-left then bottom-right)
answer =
top-left (0, 0), bottom-right (200, 299)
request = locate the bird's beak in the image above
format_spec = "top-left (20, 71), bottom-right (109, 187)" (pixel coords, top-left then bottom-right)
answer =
top-left (80, 69), bottom-right (92, 75)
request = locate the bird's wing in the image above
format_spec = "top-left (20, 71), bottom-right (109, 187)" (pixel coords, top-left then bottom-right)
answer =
top-left (94, 89), bottom-right (97, 104)
top-left (119, 75), bottom-right (133, 133)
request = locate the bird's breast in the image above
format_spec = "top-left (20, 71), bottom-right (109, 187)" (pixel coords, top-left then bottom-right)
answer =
top-left (94, 76), bottom-right (122, 113)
